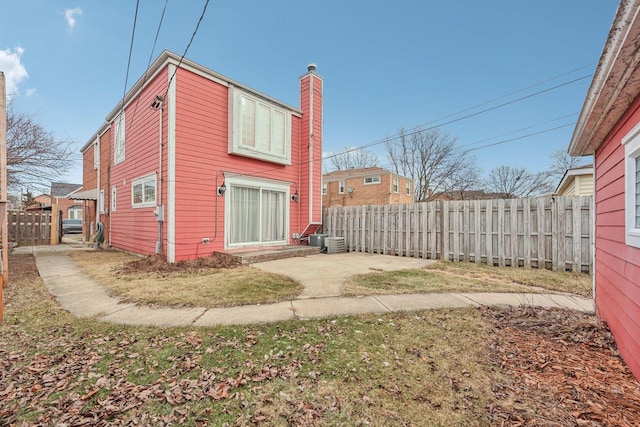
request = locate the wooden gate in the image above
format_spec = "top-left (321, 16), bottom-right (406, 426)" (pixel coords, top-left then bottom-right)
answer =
top-left (8, 210), bottom-right (54, 246)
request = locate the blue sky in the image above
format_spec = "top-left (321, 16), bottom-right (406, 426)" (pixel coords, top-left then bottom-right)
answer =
top-left (0, 1), bottom-right (618, 190)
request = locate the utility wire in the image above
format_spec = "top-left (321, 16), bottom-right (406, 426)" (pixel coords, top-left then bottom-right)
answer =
top-left (457, 112), bottom-right (579, 149)
top-left (126, 0), bottom-right (170, 134)
top-left (119, 0), bottom-right (140, 115)
top-left (462, 123), bottom-right (575, 153)
top-left (321, 74), bottom-right (592, 163)
top-left (165, 0), bottom-right (211, 97)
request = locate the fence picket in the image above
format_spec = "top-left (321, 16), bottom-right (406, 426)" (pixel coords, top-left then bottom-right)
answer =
top-left (322, 196), bottom-right (592, 273)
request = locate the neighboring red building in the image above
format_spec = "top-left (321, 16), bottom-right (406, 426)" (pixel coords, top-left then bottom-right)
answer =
top-left (50, 182), bottom-right (82, 219)
top-left (322, 167), bottom-right (414, 207)
top-left (26, 194), bottom-right (51, 211)
top-left (82, 51), bottom-right (322, 262)
top-left (70, 122), bottom-right (111, 243)
top-left (569, 0), bottom-right (640, 381)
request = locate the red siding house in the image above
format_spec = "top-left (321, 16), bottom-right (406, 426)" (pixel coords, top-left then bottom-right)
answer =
top-left (569, 0), bottom-right (640, 381)
top-left (83, 51), bottom-right (322, 262)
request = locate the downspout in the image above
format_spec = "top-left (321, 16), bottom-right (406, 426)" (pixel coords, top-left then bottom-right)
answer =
top-left (95, 135), bottom-right (100, 238)
top-left (298, 115), bottom-right (302, 239)
top-left (108, 165), bottom-right (111, 247)
top-left (155, 96), bottom-right (164, 256)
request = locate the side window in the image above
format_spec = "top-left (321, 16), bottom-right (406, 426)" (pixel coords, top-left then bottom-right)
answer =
top-left (114, 111), bottom-right (126, 164)
top-left (131, 174), bottom-right (156, 208)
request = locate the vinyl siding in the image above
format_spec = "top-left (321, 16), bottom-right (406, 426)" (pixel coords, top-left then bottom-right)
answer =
top-left (109, 69), bottom-right (168, 257)
top-left (593, 94), bottom-right (640, 380)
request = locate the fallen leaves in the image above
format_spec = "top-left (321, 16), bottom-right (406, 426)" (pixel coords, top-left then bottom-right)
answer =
top-left (484, 306), bottom-right (640, 426)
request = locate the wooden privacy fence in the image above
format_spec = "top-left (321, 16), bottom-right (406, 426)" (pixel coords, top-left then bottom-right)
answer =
top-left (323, 196), bottom-right (593, 273)
top-left (8, 210), bottom-right (54, 246)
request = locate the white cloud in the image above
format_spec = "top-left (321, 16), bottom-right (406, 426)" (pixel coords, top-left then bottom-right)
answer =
top-left (0, 47), bottom-right (29, 98)
top-left (64, 8), bottom-right (83, 31)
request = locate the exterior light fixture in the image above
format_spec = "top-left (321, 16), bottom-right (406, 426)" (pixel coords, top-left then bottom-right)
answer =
top-left (150, 95), bottom-right (165, 110)
top-left (347, 187), bottom-right (354, 197)
top-left (217, 182), bottom-right (226, 196)
top-left (291, 191), bottom-right (299, 202)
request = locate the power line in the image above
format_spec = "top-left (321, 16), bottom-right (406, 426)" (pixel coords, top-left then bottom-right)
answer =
top-left (119, 0), bottom-right (140, 115)
top-left (321, 74), bottom-right (592, 163)
top-left (457, 112), bottom-right (579, 149)
top-left (462, 123), bottom-right (575, 153)
top-left (165, 0), bottom-right (211, 97)
top-left (419, 63), bottom-right (594, 128)
top-left (126, 0), bottom-right (170, 134)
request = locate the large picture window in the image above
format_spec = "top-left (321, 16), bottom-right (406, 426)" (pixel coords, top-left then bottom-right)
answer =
top-left (226, 177), bottom-right (289, 247)
top-left (131, 174), bottom-right (156, 208)
top-left (230, 88), bottom-right (291, 165)
top-left (623, 123), bottom-right (640, 248)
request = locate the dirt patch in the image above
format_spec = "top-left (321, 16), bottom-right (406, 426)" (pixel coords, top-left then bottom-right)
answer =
top-left (113, 253), bottom-right (240, 276)
top-left (484, 306), bottom-right (640, 426)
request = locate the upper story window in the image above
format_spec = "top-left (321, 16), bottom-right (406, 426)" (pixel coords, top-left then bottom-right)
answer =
top-left (405, 181), bottom-right (411, 195)
top-left (364, 176), bottom-right (381, 185)
top-left (230, 88), bottom-right (291, 165)
top-left (339, 180), bottom-right (345, 194)
top-left (393, 177), bottom-right (399, 193)
top-left (93, 139), bottom-right (99, 170)
top-left (114, 111), bottom-right (125, 164)
top-left (623, 123), bottom-right (640, 248)
top-left (131, 174), bottom-right (156, 208)
top-left (322, 182), bottom-right (327, 195)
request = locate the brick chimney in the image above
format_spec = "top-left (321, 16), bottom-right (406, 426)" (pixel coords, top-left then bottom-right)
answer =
top-left (300, 64), bottom-right (323, 224)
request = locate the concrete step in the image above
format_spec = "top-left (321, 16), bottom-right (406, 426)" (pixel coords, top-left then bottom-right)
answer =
top-left (215, 245), bottom-right (322, 265)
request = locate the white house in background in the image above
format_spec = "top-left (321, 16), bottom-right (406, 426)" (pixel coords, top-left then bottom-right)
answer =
top-left (555, 164), bottom-right (594, 197)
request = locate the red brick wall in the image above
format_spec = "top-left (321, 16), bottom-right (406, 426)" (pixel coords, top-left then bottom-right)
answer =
top-left (323, 173), bottom-right (413, 207)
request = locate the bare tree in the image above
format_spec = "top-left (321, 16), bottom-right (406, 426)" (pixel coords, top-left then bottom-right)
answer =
top-left (548, 148), bottom-right (590, 181)
top-left (324, 146), bottom-right (379, 172)
top-left (384, 127), bottom-right (479, 201)
top-left (443, 160), bottom-right (484, 200)
top-left (485, 165), bottom-right (554, 198)
top-left (6, 104), bottom-right (76, 191)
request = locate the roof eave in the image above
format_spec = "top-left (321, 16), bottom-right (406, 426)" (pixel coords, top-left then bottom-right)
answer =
top-left (569, 0), bottom-right (640, 156)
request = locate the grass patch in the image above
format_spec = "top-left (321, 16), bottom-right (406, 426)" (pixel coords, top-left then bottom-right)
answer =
top-left (425, 261), bottom-right (592, 297)
top-left (68, 250), bottom-right (301, 308)
top-left (2, 254), bottom-right (501, 425)
top-left (343, 261), bottom-right (592, 297)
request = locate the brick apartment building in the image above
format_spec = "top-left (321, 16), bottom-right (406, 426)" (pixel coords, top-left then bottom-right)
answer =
top-left (322, 167), bottom-right (414, 207)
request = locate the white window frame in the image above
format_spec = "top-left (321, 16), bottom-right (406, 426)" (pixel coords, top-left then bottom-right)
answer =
top-left (114, 111), bottom-right (126, 164)
top-left (393, 177), bottom-right (399, 193)
top-left (230, 87), bottom-right (292, 165)
top-left (99, 190), bottom-right (105, 214)
top-left (623, 122), bottom-right (640, 248)
top-left (338, 180), bottom-right (345, 194)
top-left (224, 175), bottom-right (290, 249)
top-left (364, 176), bottom-right (381, 185)
top-left (405, 181), bottom-right (411, 195)
top-left (322, 182), bottom-right (327, 195)
top-left (68, 207), bottom-right (82, 220)
top-left (111, 186), bottom-right (117, 212)
top-left (131, 173), bottom-right (156, 208)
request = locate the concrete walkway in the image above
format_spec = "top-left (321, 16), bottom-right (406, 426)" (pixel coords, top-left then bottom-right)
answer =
top-left (14, 245), bottom-right (595, 327)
